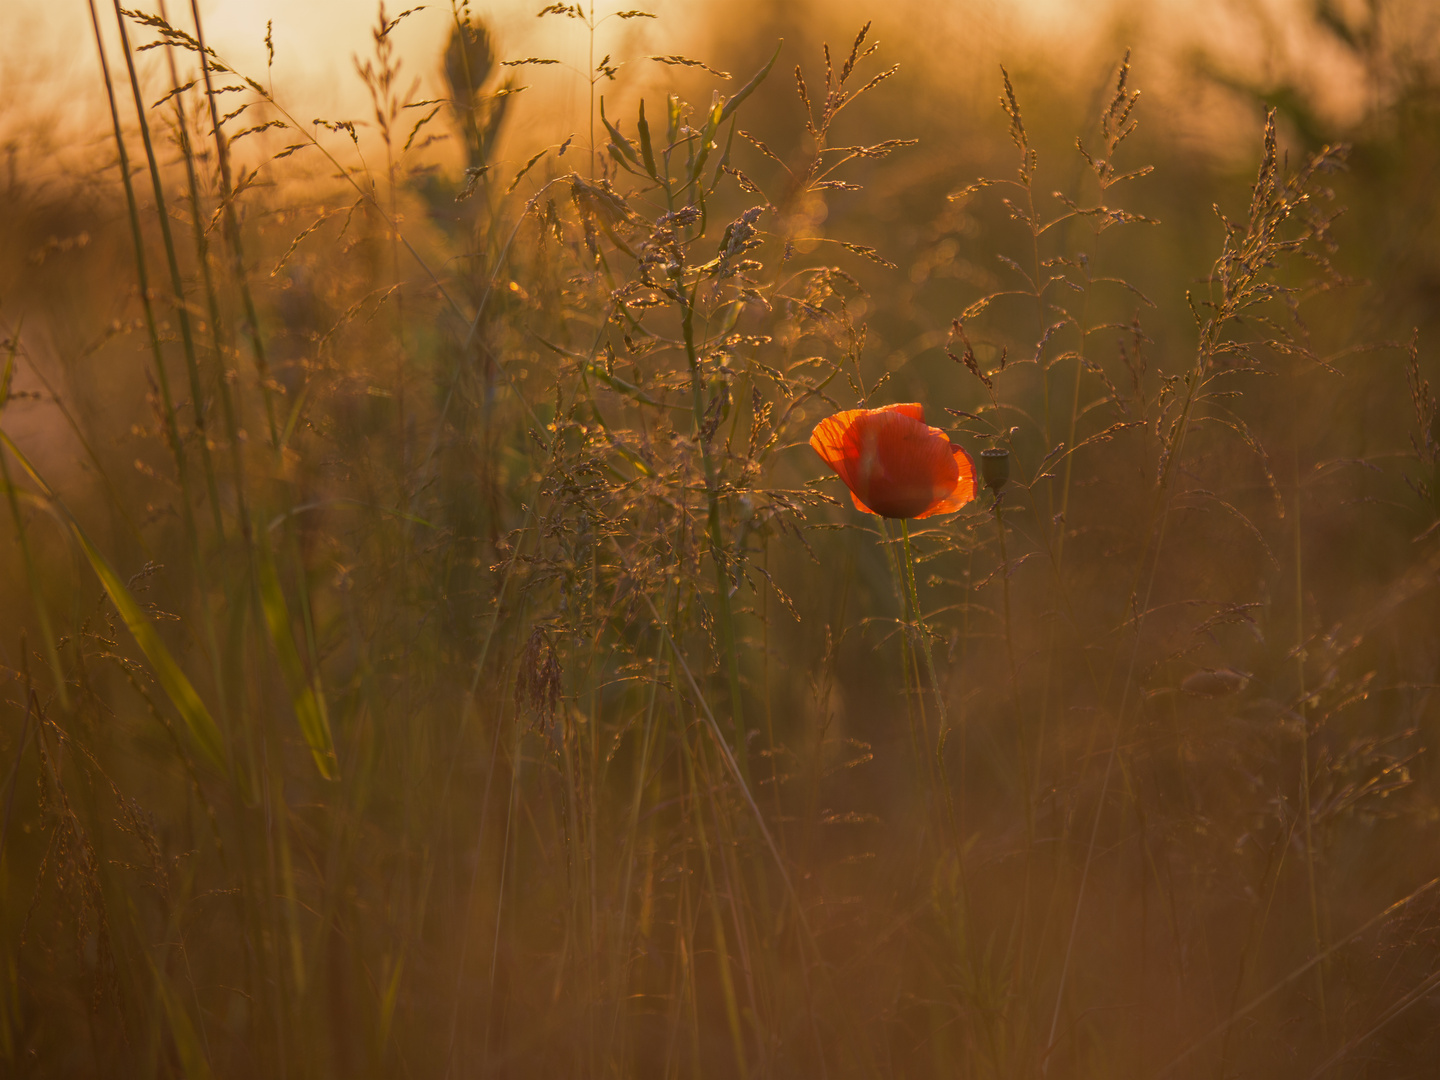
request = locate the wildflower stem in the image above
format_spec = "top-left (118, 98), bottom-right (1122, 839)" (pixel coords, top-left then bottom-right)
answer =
top-left (994, 493), bottom-right (1035, 993)
top-left (880, 520), bottom-right (929, 814)
top-left (1294, 432), bottom-right (1329, 1042)
top-left (900, 520), bottom-right (959, 847)
top-left (680, 282), bottom-right (747, 776)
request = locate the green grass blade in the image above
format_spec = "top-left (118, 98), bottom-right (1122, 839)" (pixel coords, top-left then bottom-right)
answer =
top-left (0, 329), bottom-right (14, 409)
top-left (0, 458), bottom-right (69, 710)
top-left (148, 956), bottom-right (214, 1080)
top-left (378, 946), bottom-right (406, 1053)
top-left (0, 430), bottom-right (224, 770)
top-left (0, 329), bottom-right (70, 709)
top-left (716, 39), bottom-right (782, 126)
top-left (256, 538), bottom-right (339, 780)
top-left (637, 98), bottom-right (658, 180)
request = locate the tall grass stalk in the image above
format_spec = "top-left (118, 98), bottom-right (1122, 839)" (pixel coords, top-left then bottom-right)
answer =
top-left (187, 0), bottom-right (281, 448)
top-left (1293, 432), bottom-right (1329, 1040)
top-left (110, 0), bottom-right (224, 540)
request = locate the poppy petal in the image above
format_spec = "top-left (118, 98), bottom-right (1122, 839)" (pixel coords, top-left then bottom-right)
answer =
top-left (849, 489), bottom-right (880, 515)
top-left (914, 444), bottom-right (978, 518)
top-left (890, 402), bottom-right (926, 423)
top-left (809, 409), bottom-right (867, 492)
top-left (811, 403), bottom-right (977, 519)
top-left (848, 410), bottom-right (957, 519)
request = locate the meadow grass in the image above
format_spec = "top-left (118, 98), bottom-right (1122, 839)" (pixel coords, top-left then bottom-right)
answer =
top-left (3, 1), bottom-right (1440, 1076)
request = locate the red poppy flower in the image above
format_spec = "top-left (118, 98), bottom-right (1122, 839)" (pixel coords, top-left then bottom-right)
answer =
top-left (810, 403), bottom-right (978, 519)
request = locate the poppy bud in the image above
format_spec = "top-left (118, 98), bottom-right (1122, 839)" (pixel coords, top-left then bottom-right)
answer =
top-left (980, 448), bottom-right (1010, 494)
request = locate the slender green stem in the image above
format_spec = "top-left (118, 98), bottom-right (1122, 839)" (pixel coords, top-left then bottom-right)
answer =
top-left (898, 518), bottom-right (975, 1051)
top-left (112, 0), bottom-right (224, 539)
top-left (881, 520), bottom-right (930, 815)
top-left (900, 520), bottom-right (961, 849)
top-left (87, 2), bottom-right (190, 514)
top-left (187, 0), bottom-right (281, 449)
top-left (1294, 433), bottom-right (1328, 1041)
top-left (0, 448), bottom-right (67, 709)
top-left (94, 0), bottom-right (233, 748)
top-left (994, 495), bottom-right (1035, 1003)
top-left (157, 0), bottom-right (251, 546)
top-left (680, 283), bottom-right (747, 773)
top-left (684, 732), bottom-right (750, 1078)
top-left (1055, 230), bottom-right (1100, 572)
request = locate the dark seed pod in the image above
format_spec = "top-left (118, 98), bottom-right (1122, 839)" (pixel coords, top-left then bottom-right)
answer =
top-left (980, 447), bottom-right (1010, 494)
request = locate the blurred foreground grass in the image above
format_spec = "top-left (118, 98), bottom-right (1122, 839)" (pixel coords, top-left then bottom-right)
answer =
top-left (4, 1), bottom-right (1440, 1076)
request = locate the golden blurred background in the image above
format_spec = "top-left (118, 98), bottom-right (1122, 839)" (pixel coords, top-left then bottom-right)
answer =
top-left (5, 0), bottom-right (1440, 1076)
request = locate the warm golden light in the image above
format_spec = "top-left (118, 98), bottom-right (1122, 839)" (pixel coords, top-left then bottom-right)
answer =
top-left (3, 0), bottom-right (1439, 1075)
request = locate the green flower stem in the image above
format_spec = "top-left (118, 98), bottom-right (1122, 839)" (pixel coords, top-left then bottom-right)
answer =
top-left (994, 493), bottom-right (1036, 994)
top-left (900, 519), bottom-right (959, 848)
top-left (680, 283), bottom-right (748, 778)
top-left (880, 521), bottom-right (930, 810)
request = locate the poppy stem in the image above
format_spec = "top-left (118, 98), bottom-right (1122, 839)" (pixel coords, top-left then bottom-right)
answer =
top-left (899, 520), bottom-right (960, 850)
top-left (880, 521), bottom-right (930, 821)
